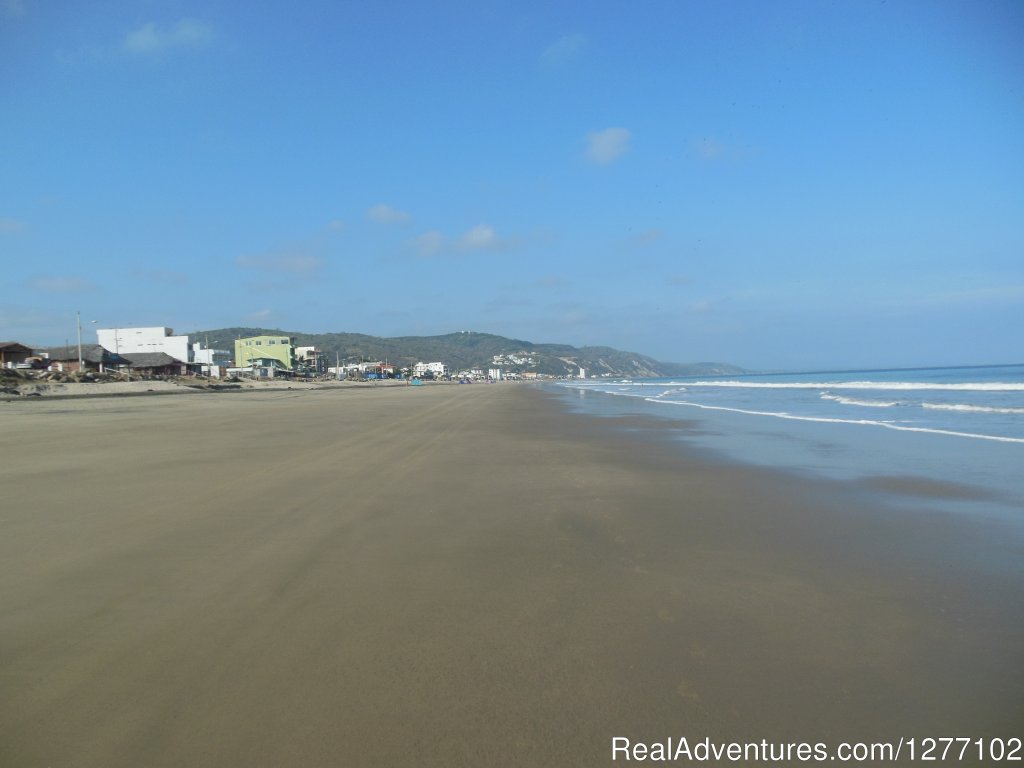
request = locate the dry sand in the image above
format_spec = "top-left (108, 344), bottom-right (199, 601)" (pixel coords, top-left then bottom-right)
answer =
top-left (1, 384), bottom-right (1021, 766)
top-left (3, 376), bottom-right (400, 398)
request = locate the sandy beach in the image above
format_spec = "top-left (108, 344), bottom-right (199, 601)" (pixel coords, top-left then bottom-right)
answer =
top-left (1, 384), bottom-right (1021, 766)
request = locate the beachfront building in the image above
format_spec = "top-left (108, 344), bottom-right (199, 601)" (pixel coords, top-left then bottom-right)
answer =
top-left (488, 368), bottom-right (503, 381)
top-left (123, 352), bottom-right (186, 377)
top-left (295, 346), bottom-right (327, 375)
top-left (412, 361), bottom-right (449, 379)
top-left (38, 344), bottom-right (126, 374)
top-left (97, 327), bottom-right (190, 363)
top-left (0, 342), bottom-right (32, 368)
top-left (234, 335), bottom-right (296, 371)
top-left (192, 342), bottom-right (231, 378)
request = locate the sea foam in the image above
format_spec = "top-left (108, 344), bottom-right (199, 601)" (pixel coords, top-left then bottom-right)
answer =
top-left (685, 380), bottom-right (1024, 392)
top-left (649, 398), bottom-right (1024, 444)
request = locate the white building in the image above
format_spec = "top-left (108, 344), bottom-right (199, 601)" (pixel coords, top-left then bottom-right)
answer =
top-left (295, 346), bottom-right (327, 374)
top-left (97, 327), bottom-right (190, 362)
top-left (488, 368), bottom-right (503, 381)
top-left (192, 342), bottom-right (231, 377)
top-left (413, 361), bottom-right (449, 379)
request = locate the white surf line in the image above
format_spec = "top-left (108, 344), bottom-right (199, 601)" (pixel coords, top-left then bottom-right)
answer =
top-left (647, 398), bottom-right (1024, 444)
top-left (922, 403), bottom-right (1024, 415)
top-left (684, 381), bottom-right (1024, 392)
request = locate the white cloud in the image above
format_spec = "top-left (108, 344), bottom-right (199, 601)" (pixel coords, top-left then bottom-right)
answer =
top-left (540, 33), bottom-right (586, 67)
top-left (367, 203), bottom-right (411, 224)
top-left (459, 224), bottom-right (499, 250)
top-left (236, 246), bottom-right (323, 275)
top-left (327, 219), bottom-right (345, 232)
top-left (0, 217), bottom-right (26, 233)
top-left (29, 276), bottom-right (97, 293)
top-left (585, 127), bottom-right (631, 165)
top-left (124, 19), bottom-right (214, 54)
top-left (246, 309), bottom-right (273, 322)
top-left (408, 224), bottom-right (515, 257)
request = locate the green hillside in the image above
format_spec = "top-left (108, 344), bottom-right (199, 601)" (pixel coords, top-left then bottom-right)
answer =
top-left (194, 327), bottom-right (744, 378)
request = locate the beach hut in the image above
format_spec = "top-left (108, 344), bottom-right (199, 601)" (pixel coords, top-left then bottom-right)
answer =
top-left (123, 352), bottom-right (187, 377)
top-left (38, 344), bottom-right (125, 374)
top-left (0, 342), bottom-right (33, 368)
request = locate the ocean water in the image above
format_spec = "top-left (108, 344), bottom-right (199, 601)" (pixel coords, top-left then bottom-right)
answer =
top-left (554, 364), bottom-right (1024, 521)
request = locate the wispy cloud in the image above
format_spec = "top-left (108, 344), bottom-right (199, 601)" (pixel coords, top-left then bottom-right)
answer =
top-left (535, 275), bottom-right (568, 288)
top-left (540, 33), bottom-right (587, 68)
top-left (133, 269), bottom-right (189, 285)
top-left (631, 229), bottom-right (663, 246)
top-left (0, 217), bottom-right (26, 233)
top-left (327, 219), bottom-right (345, 232)
top-left (123, 19), bottom-right (214, 54)
top-left (28, 275), bottom-right (97, 293)
top-left (0, 306), bottom-right (63, 341)
top-left (585, 127), bottom-right (631, 165)
top-left (367, 203), bottom-right (411, 224)
top-left (668, 274), bottom-right (692, 287)
top-left (485, 296), bottom-right (535, 312)
top-left (408, 224), bottom-right (515, 257)
top-left (693, 136), bottom-right (725, 160)
top-left (410, 230), bottom-right (445, 257)
top-left (459, 224), bottom-right (499, 251)
top-left (236, 245), bottom-right (324, 275)
top-left (896, 283), bottom-right (1024, 309)
top-left (690, 136), bottom-right (755, 163)
top-left (246, 308), bottom-right (273, 323)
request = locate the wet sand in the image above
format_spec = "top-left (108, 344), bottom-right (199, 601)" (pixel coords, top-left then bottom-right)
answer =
top-left (1, 384), bottom-right (1021, 766)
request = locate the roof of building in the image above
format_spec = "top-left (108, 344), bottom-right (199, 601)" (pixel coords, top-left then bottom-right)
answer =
top-left (122, 352), bottom-right (182, 368)
top-left (0, 342), bottom-right (33, 351)
top-left (37, 344), bottom-right (123, 364)
top-left (235, 334), bottom-right (295, 342)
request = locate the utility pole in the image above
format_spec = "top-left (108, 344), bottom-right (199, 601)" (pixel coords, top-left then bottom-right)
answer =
top-left (76, 311), bottom-right (83, 372)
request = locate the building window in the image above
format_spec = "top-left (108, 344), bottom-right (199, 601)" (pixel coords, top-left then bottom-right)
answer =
top-left (268, 339), bottom-right (276, 345)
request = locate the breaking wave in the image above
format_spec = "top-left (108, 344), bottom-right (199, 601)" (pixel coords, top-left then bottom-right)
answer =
top-left (648, 398), bottom-right (1024, 444)
top-left (686, 380), bottom-right (1024, 392)
top-left (820, 392), bottom-right (899, 408)
top-left (922, 403), bottom-right (1024, 415)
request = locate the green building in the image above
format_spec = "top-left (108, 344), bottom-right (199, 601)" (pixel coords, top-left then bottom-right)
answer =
top-left (234, 335), bottom-right (296, 370)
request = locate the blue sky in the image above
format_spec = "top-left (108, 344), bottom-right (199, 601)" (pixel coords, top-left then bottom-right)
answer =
top-left (2, 0), bottom-right (1022, 369)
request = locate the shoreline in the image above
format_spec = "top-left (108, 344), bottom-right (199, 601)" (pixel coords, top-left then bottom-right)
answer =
top-left (2, 384), bottom-right (1021, 766)
top-left (552, 381), bottom-right (1024, 525)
